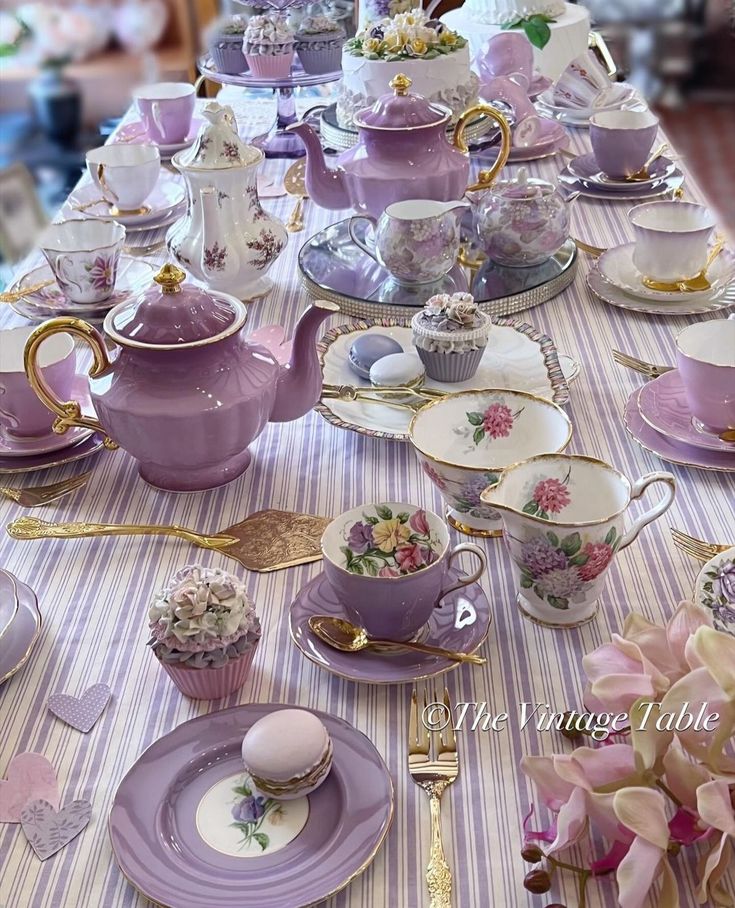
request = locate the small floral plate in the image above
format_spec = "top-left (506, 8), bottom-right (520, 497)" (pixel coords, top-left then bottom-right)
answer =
top-left (695, 546), bottom-right (735, 636)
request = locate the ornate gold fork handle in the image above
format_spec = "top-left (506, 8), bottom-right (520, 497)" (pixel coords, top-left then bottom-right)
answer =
top-left (6, 517), bottom-right (237, 550)
top-left (426, 788), bottom-right (452, 908)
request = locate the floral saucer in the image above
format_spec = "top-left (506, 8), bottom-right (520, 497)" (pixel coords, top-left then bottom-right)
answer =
top-left (638, 370), bottom-right (735, 454)
top-left (566, 153), bottom-right (675, 191)
top-left (113, 117), bottom-right (204, 157)
top-left (695, 546), bottom-right (735, 636)
top-left (109, 704), bottom-right (393, 908)
top-left (0, 571), bottom-right (41, 685)
top-left (558, 167), bottom-right (683, 201)
top-left (506, 119), bottom-right (568, 162)
top-left (596, 242), bottom-right (735, 304)
top-left (69, 172), bottom-right (185, 226)
top-left (9, 258), bottom-right (156, 321)
top-left (587, 267), bottom-right (735, 317)
top-left (623, 387), bottom-right (735, 473)
top-left (289, 569), bottom-right (491, 684)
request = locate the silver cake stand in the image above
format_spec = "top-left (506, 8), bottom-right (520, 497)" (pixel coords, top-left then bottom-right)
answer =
top-left (299, 219), bottom-right (578, 319)
top-left (197, 55), bottom-right (342, 158)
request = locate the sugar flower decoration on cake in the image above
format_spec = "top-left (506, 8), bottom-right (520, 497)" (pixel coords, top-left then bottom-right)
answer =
top-left (346, 7), bottom-right (465, 61)
top-left (422, 292), bottom-right (482, 331)
top-left (297, 15), bottom-right (343, 34)
top-left (243, 14), bottom-right (294, 52)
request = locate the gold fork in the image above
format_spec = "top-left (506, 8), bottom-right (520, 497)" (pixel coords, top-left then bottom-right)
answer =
top-left (0, 472), bottom-right (91, 508)
top-left (409, 685), bottom-right (459, 908)
top-left (611, 350), bottom-right (674, 380)
top-left (670, 528), bottom-right (732, 563)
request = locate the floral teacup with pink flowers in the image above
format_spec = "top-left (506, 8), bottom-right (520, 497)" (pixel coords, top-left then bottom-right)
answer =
top-left (409, 389), bottom-right (572, 537)
top-left (321, 502), bottom-right (486, 640)
top-left (39, 218), bottom-right (125, 304)
top-left (481, 453), bottom-right (676, 627)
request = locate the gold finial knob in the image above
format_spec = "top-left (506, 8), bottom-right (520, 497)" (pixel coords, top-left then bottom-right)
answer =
top-left (153, 263), bottom-right (186, 294)
top-left (389, 73), bottom-right (412, 96)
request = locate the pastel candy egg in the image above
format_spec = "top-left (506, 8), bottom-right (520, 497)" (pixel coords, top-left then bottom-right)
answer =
top-left (369, 351), bottom-right (425, 388)
top-left (348, 333), bottom-right (403, 379)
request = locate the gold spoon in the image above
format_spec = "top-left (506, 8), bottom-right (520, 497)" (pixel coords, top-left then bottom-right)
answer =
top-left (0, 280), bottom-right (55, 302)
top-left (643, 236), bottom-right (725, 293)
top-left (308, 615), bottom-right (486, 665)
top-left (573, 238), bottom-right (606, 258)
top-left (284, 159), bottom-right (307, 233)
top-left (625, 142), bottom-right (668, 181)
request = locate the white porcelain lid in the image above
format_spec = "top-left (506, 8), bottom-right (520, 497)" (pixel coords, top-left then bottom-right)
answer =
top-left (176, 101), bottom-right (261, 170)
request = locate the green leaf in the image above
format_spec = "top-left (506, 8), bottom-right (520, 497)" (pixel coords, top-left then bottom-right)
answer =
top-left (560, 532), bottom-right (582, 556)
top-left (520, 575), bottom-right (534, 589)
top-left (522, 500), bottom-right (539, 515)
top-left (363, 559), bottom-right (379, 576)
top-left (703, 581), bottom-right (714, 593)
top-left (364, 515), bottom-right (379, 525)
top-left (548, 596), bottom-right (569, 610)
top-left (375, 505), bottom-right (393, 521)
top-left (500, 17), bottom-right (522, 30)
top-left (473, 426), bottom-right (485, 445)
top-left (569, 553), bottom-right (590, 566)
top-left (233, 783), bottom-right (252, 797)
top-left (484, 472), bottom-right (500, 485)
top-left (533, 585), bottom-right (543, 600)
top-left (604, 527), bottom-right (617, 546)
top-left (252, 832), bottom-right (269, 852)
top-left (466, 411), bottom-right (484, 426)
top-left (397, 512), bottom-right (410, 523)
top-left (537, 509), bottom-right (549, 521)
top-left (546, 531), bottom-right (559, 548)
top-left (523, 15), bottom-right (552, 49)
top-left (349, 562), bottom-right (364, 575)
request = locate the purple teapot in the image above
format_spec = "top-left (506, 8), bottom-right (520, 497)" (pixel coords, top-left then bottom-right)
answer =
top-left (287, 73), bottom-right (511, 218)
top-left (24, 264), bottom-right (339, 491)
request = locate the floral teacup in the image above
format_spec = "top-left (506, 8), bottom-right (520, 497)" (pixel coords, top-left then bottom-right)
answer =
top-left (481, 454), bottom-right (676, 627)
top-left (408, 389), bottom-right (572, 537)
top-left (349, 199), bottom-right (469, 285)
top-left (38, 218), bottom-right (125, 304)
top-left (321, 502), bottom-right (486, 641)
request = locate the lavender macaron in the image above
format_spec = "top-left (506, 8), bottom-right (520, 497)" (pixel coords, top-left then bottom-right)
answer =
top-left (241, 708), bottom-right (333, 800)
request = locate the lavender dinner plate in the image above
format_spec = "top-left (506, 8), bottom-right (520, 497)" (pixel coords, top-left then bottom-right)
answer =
top-left (109, 705), bottom-right (394, 908)
top-left (567, 153), bottom-right (675, 190)
top-left (638, 370), bottom-right (735, 454)
top-left (289, 569), bottom-right (491, 684)
top-left (0, 572), bottom-right (41, 684)
top-left (0, 433), bottom-right (105, 474)
top-left (695, 547), bottom-right (735, 636)
top-left (624, 387), bottom-right (735, 473)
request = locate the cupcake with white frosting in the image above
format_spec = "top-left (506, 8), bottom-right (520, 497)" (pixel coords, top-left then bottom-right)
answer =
top-left (411, 292), bottom-right (490, 382)
top-left (243, 14), bottom-right (295, 79)
top-left (295, 15), bottom-right (345, 74)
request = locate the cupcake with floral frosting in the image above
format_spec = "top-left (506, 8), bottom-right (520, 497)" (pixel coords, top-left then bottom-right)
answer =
top-left (411, 292), bottom-right (490, 382)
top-left (243, 14), bottom-right (295, 78)
top-left (148, 564), bottom-right (261, 699)
top-left (295, 15), bottom-right (345, 74)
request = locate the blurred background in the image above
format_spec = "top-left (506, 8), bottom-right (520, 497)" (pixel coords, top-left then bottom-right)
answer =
top-left (0, 0), bottom-right (733, 282)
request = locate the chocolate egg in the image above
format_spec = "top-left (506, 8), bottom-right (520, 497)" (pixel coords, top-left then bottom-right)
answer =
top-left (369, 352), bottom-right (425, 388)
top-left (241, 708), bottom-right (332, 800)
top-left (348, 334), bottom-right (403, 379)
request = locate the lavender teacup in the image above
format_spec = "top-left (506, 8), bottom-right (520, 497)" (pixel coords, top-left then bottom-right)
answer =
top-left (589, 109), bottom-right (659, 179)
top-left (475, 32), bottom-right (535, 88)
top-left (133, 82), bottom-right (196, 145)
top-left (0, 326), bottom-right (75, 438)
top-left (321, 502), bottom-right (486, 641)
top-left (676, 320), bottom-right (735, 434)
top-left (630, 201), bottom-right (715, 282)
top-left (39, 219), bottom-right (125, 304)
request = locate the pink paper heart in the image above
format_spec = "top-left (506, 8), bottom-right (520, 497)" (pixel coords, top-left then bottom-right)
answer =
top-left (0, 753), bottom-right (60, 823)
top-left (48, 683), bottom-right (111, 733)
top-left (20, 798), bottom-right (92, 860)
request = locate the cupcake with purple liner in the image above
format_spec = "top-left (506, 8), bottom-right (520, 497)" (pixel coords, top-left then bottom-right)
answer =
top-left (209, 16), bottom-right (248, 75)
top-left (148, 564), bottom-right (261, 700)
top-left (243, 14), bottom-right (295, 79)
top-left (411, 292), bottom-right (490, 383)
top-left (295, 15), bottom-right (345, 75)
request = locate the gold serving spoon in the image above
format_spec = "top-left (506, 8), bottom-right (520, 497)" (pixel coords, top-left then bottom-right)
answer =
top-left (0, 280), bottom-right (54, 302)
top-left (643, 236), bottom-right (725, 293)
top-left (625, 142), bottom-right (668, 181)
top-left (308, 615), bottom-right (486, 665)
top-left (284, 159), bottom-right (308, 233)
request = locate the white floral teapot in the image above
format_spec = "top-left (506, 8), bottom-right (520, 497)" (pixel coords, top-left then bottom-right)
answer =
top-left (167, 102), bottom-right (287, 299)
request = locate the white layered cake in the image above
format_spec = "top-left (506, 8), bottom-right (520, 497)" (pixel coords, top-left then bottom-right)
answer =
top-left (336, 8), bottom-right (479, 128)
top-left (442, 1), bottom-right (591, 80)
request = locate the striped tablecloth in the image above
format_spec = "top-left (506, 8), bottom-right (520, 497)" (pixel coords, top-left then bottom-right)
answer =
top-left (1, 92), bottom-right (733, 908)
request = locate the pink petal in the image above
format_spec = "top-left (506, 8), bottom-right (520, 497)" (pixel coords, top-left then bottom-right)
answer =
top-left (613, 788), bottom-right (670, 848)
top-left (556, 744), bottom-right (637, 790)
top-left (662, 743), bottom-right (712, 810)
top-left (691, 626), bottom-right (735, 700)
top-left (666, 600), bottom-right (712, 670)
top-left (520, 756), bottom-right (575, 810)
top-left (583, 642), bottom-right (641, 680)
top-left (547, 785), bottom-right (588, 854)
top-left (615, 835), bottom-right (665, 908)
top-left (589, 673), bottom-right (658, 714)
top-left (590, 838), bottom-right (631, 874)
top-left (696, 780), bottom-right (735, 836)
top-left (586, 791), bottom-right (633, 844)
top-left (669, 807), bottom-right (706, 846)
top-left (696, 833), bottom-right (731, 903)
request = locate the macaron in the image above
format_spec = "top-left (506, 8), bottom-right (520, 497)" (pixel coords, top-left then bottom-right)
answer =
top-left (369, 351), bottom-right (425, 388)
top-left (241, 708), bottom-right (333, 800)
top-left (348, 333), bottom-right (403, 379)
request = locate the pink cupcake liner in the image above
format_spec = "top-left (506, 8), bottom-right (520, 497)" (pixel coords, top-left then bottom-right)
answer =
top-left (158, 643), bottom-right (258, 700)
top-left (245, 50), bottom-right (294, 79)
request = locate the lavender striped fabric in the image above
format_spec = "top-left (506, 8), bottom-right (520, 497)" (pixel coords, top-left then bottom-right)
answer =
top-left (0, 95), bottom-right (733, 908)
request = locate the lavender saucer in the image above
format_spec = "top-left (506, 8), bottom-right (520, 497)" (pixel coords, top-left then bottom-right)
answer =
top-left (289, 569), bottom-right (491, 684)
top-left (638, 370), bottom-right (735, 454)
top-left (0, 571), bottom-right (41, 685)
top-left (624, 386), bottom-right (735, 473)
top-left (567, 152), bottom-right (675, 191)
top-left (559, 167), bottom-right (683, 201)
top-left (0, 433), bottom-right (105, 475)
top-left (507, 119), bottom-right (568, 162)
top-left (0, 570), bottom-right (19, 645)
top-left (109, 704), bottom-right (393, 908)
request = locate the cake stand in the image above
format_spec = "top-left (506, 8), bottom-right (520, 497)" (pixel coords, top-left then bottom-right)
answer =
top-left (197, 55), bottom-right (342, 158)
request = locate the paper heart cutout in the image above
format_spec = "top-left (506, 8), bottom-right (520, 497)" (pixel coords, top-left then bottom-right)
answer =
top-left (48, 683), bottom-right (111, 733)
top-left (20, 798), bottom-right (92, 860)
top-left (0, 753), bottom-right (60, 823)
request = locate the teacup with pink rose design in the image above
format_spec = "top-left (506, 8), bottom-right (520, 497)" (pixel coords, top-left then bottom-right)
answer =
top-left (481, 453), bottom-right (676, 627)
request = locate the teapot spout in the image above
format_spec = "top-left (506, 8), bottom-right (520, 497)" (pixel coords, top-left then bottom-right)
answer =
top-left (270, 299), bottom-right (340, 422)
top-left (285, 121), bottom-right (351, 210)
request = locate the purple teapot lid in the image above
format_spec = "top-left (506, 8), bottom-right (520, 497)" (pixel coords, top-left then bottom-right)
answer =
top-left (105, 263), bottom-right (246, 349)
top-left (354, 73), bottom-right (449, 130)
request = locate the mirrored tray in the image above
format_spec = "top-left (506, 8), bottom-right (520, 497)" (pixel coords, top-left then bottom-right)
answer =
top-left (298, 219), bottom-right (578, 319)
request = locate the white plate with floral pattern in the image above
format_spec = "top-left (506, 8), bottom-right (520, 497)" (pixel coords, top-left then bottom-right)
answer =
top-left (316, 318), bottom-right (576, 441)
top-left (695, 546), bottom-right (735, 636)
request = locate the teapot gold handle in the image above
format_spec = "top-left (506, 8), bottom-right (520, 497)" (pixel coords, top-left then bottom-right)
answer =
top-left (23, 318), bottom-right (118, 450)
top-left (453, 104), bottom-right (512, 192)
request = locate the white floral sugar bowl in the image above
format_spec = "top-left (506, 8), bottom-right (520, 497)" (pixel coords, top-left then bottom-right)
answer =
top-left (167, 102), bottom-right (287, 299)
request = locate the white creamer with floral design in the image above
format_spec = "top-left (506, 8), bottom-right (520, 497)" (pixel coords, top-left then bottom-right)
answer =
top-left (167, 101), bottom-right (287, 299)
